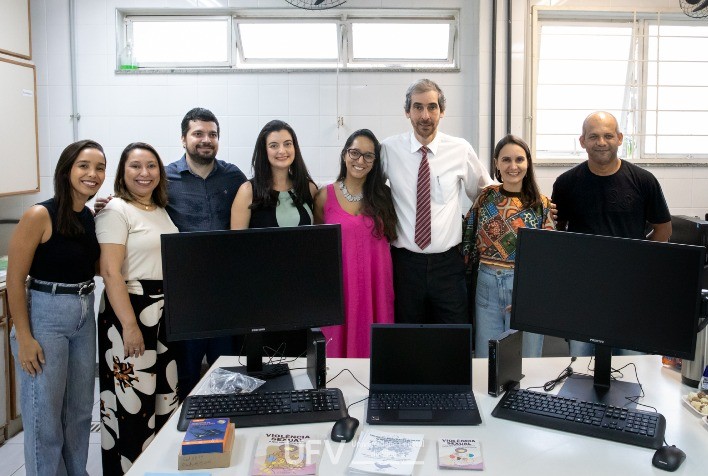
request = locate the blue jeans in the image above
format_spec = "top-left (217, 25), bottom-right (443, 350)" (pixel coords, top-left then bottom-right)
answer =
top-left (474, 264), bottom-right (544, 358)
top-left (10, 280), bottom-right (96, 476)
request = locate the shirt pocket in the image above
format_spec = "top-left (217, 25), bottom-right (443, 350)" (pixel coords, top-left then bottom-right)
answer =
top-left (431, 172), bottom-right (459, 204)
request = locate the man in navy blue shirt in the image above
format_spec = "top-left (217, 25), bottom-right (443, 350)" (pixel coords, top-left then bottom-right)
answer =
top-left (166, 108), bottom-right (247, 400)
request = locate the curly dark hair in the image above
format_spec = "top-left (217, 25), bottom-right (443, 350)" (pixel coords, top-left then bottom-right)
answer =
top-left (249, 120), bottom-right (314, 211)
top-left (336, 129), bottom-right (398, 242)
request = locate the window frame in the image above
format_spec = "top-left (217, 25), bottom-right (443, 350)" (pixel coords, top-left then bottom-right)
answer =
top-left (116, 8), bottom-right (460, 72)
top-left (123, 15), bottom-right (233, 69)
top-left (527, 6), bottom-right (708, 164)
top-left (344, 18), bottom-right (457, 68)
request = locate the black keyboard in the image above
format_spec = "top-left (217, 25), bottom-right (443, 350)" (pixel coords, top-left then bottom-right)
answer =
top-left (177, 388), bottom-right (348, 431)
top-left (369, 392), bottom-right (477, 411)
top-left (492, 389), bottom-right (666, 449)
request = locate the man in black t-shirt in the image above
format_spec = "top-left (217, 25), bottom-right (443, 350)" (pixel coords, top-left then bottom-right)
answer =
top-left (551, 111), bottom-right (672, 356)
top-left (552, 111), bottom-right (671, 240)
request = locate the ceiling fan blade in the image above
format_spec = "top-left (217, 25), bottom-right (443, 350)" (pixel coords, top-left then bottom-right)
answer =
top-left (694, 0), bottom-right (708, 11)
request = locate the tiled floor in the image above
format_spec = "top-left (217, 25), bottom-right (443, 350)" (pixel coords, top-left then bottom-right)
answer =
top-left (0, 378), bottom-right (103, 476)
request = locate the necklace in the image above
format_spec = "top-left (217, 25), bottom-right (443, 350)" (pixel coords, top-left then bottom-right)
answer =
top-left (339, 180), bottom-right (363, 202)
top-left (133, 198), bottom-right (154, 210)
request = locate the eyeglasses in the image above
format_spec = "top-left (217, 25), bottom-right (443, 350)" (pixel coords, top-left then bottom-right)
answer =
top-left (347, 148), bottom-right (376, 163)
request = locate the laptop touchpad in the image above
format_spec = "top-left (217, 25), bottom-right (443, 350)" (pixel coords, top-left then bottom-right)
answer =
top-left (399, 410), bottom-right (433, 420)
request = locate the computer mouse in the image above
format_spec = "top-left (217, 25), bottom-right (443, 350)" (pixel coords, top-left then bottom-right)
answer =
top-left (330, 416), bottom-right (359, 442)
top-left (652, 445), bottom-right (686, 472)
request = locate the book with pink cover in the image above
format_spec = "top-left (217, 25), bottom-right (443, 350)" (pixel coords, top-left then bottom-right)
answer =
top-left (250, 433), bottom-right (319, 475)
top-left (437, 438), bottom-right (483, 470)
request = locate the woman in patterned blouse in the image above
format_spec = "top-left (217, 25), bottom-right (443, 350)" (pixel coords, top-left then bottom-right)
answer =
top-left (461, 135), bottom-right (555, 358)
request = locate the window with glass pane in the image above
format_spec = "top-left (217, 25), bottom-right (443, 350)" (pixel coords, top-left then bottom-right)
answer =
top-left (351, 23), bottom-right (450, 61)
top-left (131, 18), bottom-right (229, 65)
top-left (644, 23), bottom-right (708, 158)
top-left (534, 14), bottom-right (708, 161)
top-left (534, 22), bottom-right (633, 158)
top-left (238, 23), bottom-right (338, 61)
top-left (120, 10), bottom-right (458, 71)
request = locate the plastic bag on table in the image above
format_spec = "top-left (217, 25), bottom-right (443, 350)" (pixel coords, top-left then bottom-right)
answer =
top-left (192, 367), bottom-right (266, 395)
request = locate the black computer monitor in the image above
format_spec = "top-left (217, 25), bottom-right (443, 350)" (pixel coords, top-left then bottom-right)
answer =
top-left (670, 215), bottom-right (708, 287)
top-left (161, 225), bottom-right (345, 381)
top-left (670, 214), bottom-right (708, 261)
top-left (510, 228), bottom-right (705, 407)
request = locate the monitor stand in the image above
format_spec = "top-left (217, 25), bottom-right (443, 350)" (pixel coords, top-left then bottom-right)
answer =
top-left (558, 345), bottom-right (641, 408)
top-left (221, 333), bottom-right (295, 392)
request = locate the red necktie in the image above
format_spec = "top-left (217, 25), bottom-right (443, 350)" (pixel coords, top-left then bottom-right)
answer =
top-left (414, 147), bottom-right (431, 249)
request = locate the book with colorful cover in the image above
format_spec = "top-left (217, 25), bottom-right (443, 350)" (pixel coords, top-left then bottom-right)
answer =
top-left (437, 438), bottom-right (483, 470)
top-left (348, 429), bottom-right (424, 475)
top-left (250, 432), bottom-right (320, 475)
top-left (182, 418), bottom-right (233, 455)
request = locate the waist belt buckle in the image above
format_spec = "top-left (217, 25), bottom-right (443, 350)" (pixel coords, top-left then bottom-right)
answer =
top-left (78, 281), bottom-right (95, 296)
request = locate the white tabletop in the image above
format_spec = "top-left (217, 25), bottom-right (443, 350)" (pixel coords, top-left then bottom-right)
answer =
top-left (126, 355), bottom-right (708, 475)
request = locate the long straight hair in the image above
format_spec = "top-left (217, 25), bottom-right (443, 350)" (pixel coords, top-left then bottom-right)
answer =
top-left (493, 134), bottom-right (543, 209)
top-left (336, 129), bottom-right (397, 242)
top-left (250, 120), bottom-right (314, 210)
top-left (54, 139), bottom-right (106, 236)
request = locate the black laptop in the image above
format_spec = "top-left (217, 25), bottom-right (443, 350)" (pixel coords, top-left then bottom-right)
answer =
top-left (366, 324), bottom-right (482, 425)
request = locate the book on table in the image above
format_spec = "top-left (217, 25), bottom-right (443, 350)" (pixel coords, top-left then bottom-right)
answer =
top-left (182, 417), bottom-right (233, 455)
top-left (250, 432), bottom-right (321, 476)
top-left (348, 429), bottom-right (424, 475)
top-left (437, 437), bottom-right (484, 470)
top-left (178, 418), bottom-right (235, 470)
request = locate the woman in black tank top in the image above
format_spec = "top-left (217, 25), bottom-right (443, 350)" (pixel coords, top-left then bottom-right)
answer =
top-left (7, 140), bottom-right (106, 475)
top-left (230, 119), bottom-right (318, 229)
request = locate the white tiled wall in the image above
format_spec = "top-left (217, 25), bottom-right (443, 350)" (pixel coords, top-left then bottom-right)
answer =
top-left (0, 0), bottom-right (706, 254)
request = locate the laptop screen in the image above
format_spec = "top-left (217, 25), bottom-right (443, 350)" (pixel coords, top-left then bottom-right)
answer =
top-left (369, 324), bottom-right (473, 392)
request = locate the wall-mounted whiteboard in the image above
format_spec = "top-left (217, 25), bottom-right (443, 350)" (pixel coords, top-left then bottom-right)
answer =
top-left (0, 0), bottom-right (31, 59)
top-left (0, 58), bottom-right (39, 196)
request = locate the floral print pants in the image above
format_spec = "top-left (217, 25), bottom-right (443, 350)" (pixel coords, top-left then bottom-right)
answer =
top-left (98, 280), bottom-right (178, 475)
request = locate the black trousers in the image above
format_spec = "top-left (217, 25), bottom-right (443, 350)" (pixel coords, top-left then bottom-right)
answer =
top-left (174, 336), bottom-right (237, 402)
top-left (391, 246), bottom-right (469, 324)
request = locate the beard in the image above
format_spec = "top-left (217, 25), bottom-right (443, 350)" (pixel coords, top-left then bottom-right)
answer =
top-left (186, 144), bottom-right (217, 165)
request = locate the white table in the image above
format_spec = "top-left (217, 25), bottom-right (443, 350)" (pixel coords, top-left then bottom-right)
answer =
top-left (126, 355), bottom-right (708, 475)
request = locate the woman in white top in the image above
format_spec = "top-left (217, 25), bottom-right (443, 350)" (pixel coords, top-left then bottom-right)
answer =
top-left (95, 142), bottom-right (179, 475)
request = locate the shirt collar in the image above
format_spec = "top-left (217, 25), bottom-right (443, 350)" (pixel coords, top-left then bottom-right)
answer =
top-left (409, 131), bottom-right (441, 156)
top-left (175, 154), bottom-right (221, 177)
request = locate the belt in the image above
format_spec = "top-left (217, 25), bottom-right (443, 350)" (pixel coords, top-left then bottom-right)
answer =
top-left (29, 280), bottom-right (95, 296)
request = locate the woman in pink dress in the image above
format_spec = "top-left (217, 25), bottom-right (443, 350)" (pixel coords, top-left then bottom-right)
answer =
top-left (314, 129), bottom-right (397, 358)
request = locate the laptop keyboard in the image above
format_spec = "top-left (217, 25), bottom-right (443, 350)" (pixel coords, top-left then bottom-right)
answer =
top-left (369, 392), bottom-right (477, 411)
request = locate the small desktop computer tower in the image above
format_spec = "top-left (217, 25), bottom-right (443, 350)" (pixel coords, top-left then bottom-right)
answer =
top-left (488, 329), bottom-right (523, 397)
top-left (307, 328), bottom-right (327, 389)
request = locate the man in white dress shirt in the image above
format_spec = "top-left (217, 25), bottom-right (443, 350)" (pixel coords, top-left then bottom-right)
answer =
top-left (381, 79), bottom-right (494, 324)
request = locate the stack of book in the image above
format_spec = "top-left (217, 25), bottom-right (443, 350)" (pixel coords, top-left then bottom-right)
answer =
top-left (178, 418), bottom-right (235, 470)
